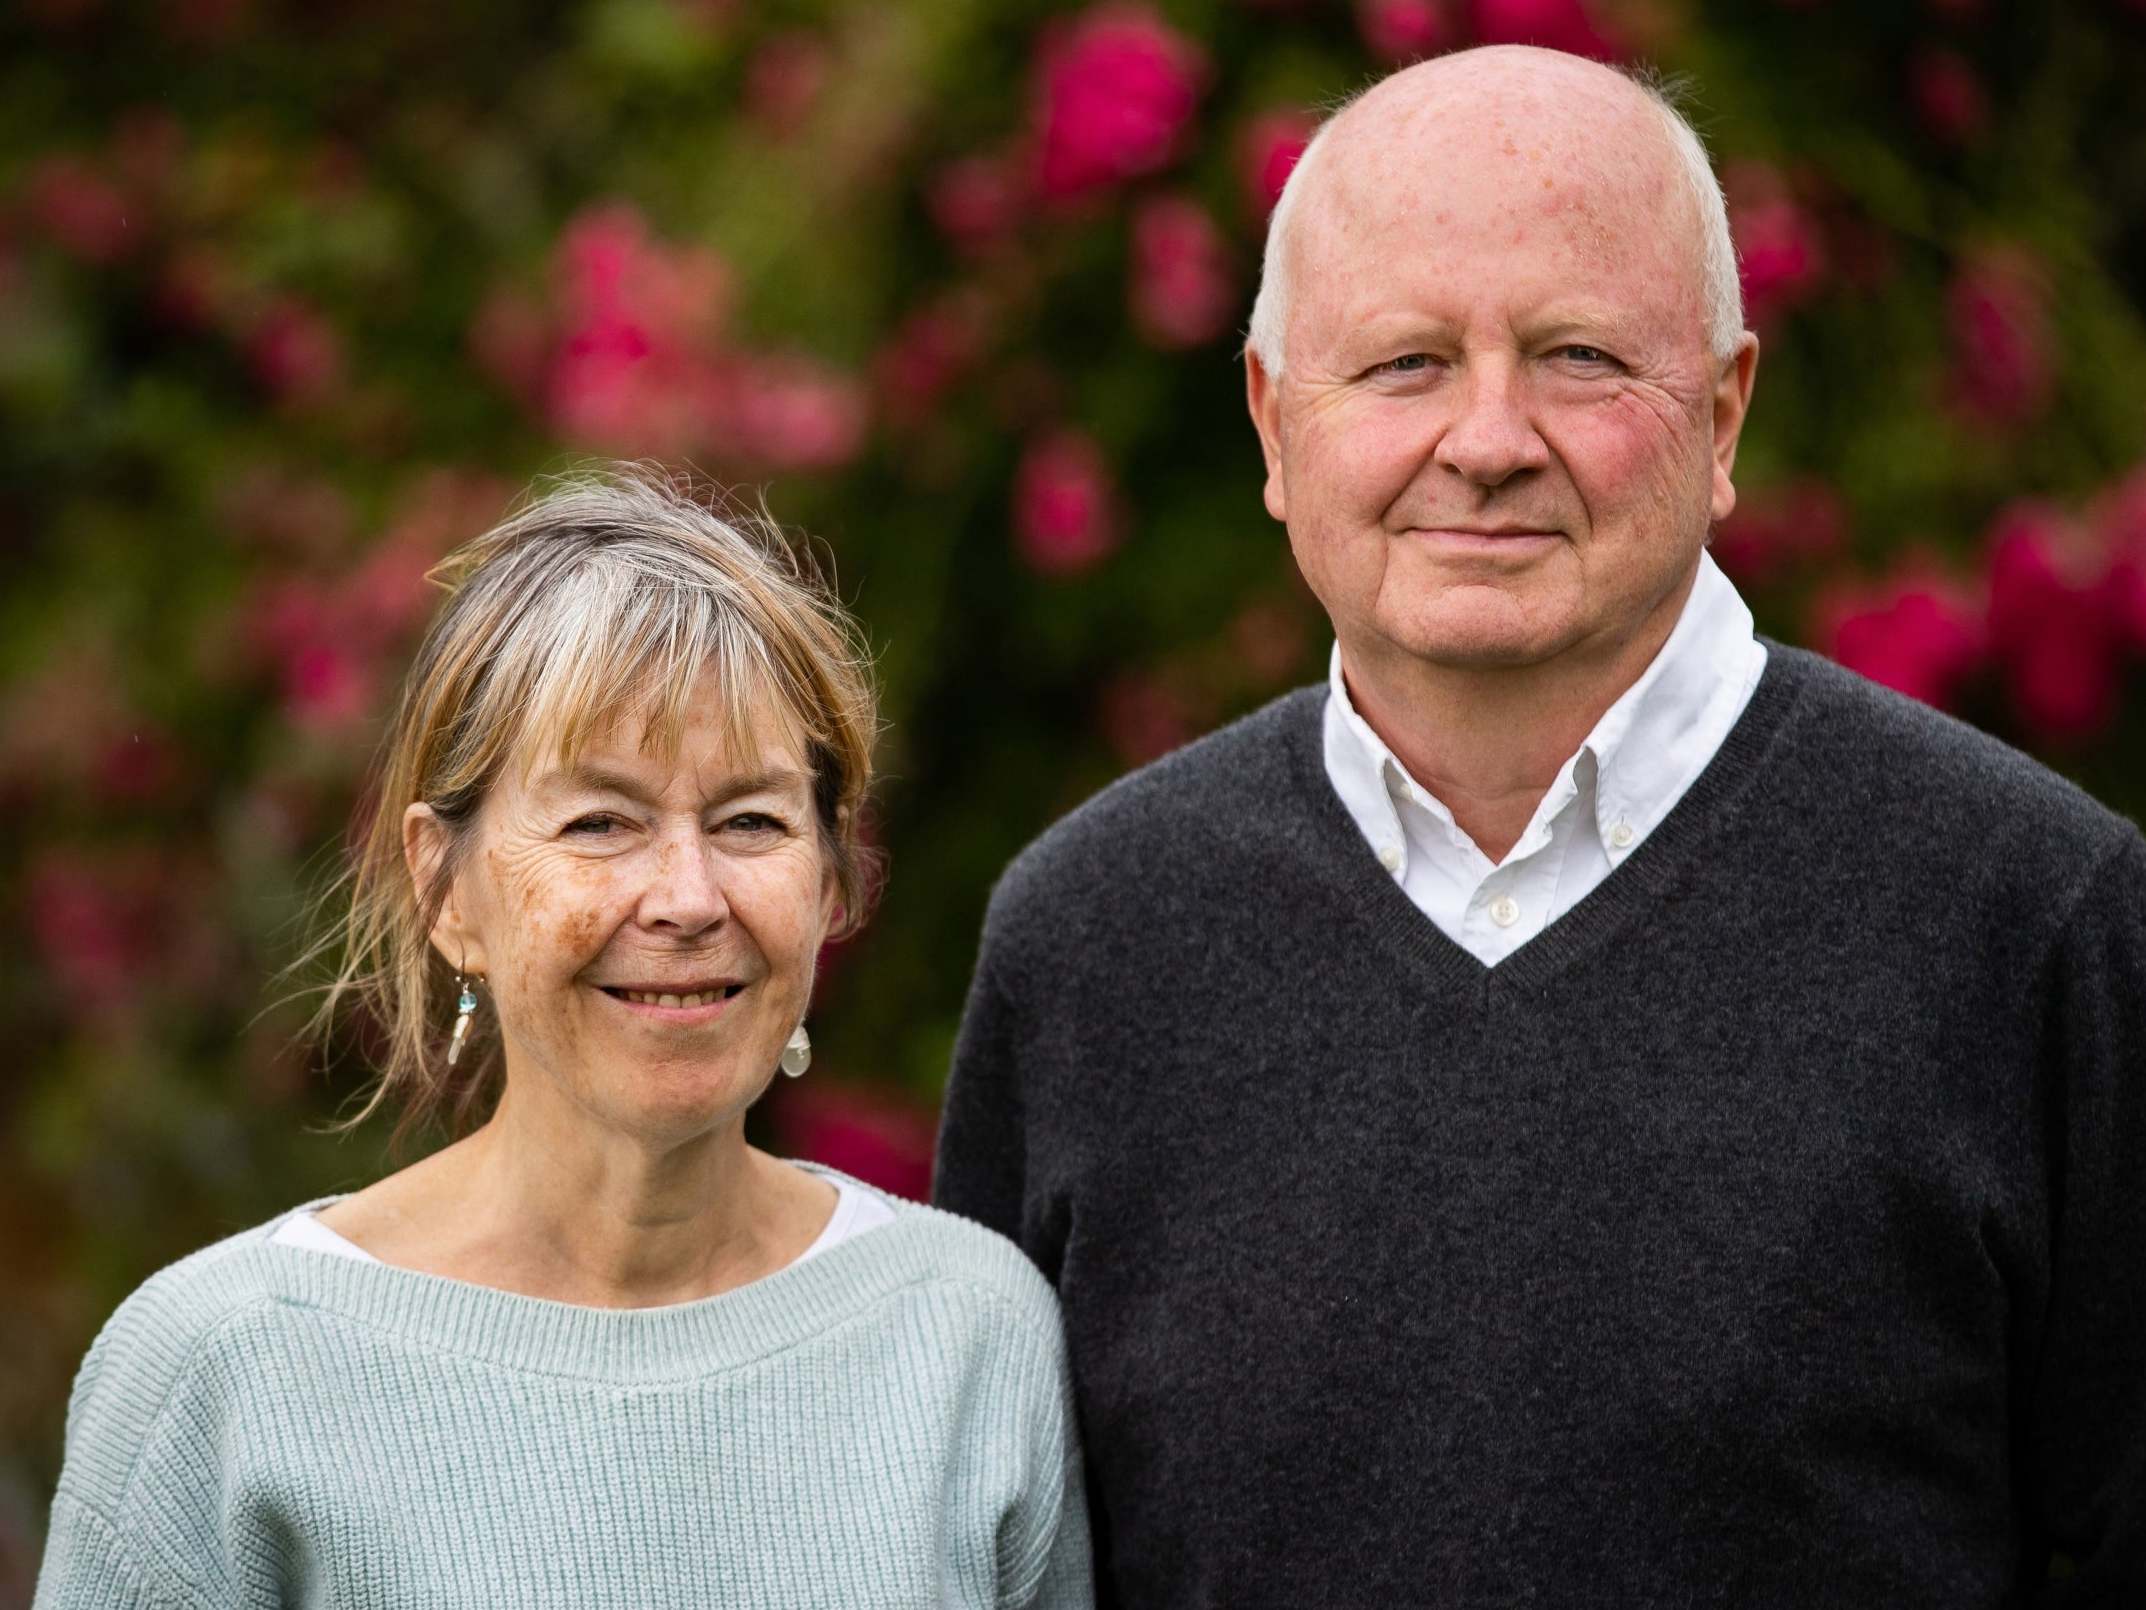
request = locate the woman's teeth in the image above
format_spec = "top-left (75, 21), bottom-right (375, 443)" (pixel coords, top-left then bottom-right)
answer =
top-left (621, 989), bottom-right (725, 1008)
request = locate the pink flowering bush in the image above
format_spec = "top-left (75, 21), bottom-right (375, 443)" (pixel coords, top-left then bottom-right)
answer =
top-left (2, 0), bottom-right (2144, 1554)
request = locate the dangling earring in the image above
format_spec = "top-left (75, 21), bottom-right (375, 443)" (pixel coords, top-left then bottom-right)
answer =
top-left (447, 973), bottom-right (481, 1067)
top-left (780, 1022), bottom-right (811, 1078)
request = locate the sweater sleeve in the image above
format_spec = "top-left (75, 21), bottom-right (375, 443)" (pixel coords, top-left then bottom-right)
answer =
top-left (934, 928), bottom-right (1031, 1246)
top-left (33, 1493), bottom-right (197, 1610)
top-left (998, 1302), bottom-right (1094, 1610)
top-left (2029, 827), bottom-right (2146, 1605)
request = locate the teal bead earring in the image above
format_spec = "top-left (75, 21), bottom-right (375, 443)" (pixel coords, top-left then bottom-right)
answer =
top-left (447, 973), bottom-right (481, 1067)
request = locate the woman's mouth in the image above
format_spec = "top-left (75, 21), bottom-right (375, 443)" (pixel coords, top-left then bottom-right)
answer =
top-left (597, 983), bottom-right (746, 1018)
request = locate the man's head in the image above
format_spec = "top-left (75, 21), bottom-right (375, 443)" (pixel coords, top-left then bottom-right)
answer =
top-left (1245, 47), bottom-right (1760, 682)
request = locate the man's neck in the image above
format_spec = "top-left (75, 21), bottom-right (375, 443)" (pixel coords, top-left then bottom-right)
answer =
top-left (1340, 571), bottom-right (1698, 864)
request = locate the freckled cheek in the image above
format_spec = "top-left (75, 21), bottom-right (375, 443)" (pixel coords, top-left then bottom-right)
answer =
top-left (495, 862), bottom-right (636, 995)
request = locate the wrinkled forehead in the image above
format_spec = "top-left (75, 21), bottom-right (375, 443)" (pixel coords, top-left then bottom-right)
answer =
top-left (1289, 69), bottom-right (1702, 327)
top-left (500, 652), bottom-right (811, 800)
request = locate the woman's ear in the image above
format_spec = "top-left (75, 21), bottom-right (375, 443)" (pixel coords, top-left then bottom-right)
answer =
top-left (405, 803), bottom-right (483, 974)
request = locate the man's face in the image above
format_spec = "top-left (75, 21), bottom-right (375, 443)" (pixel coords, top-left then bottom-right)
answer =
top-left (1249, 75), bottom-right (1758, 681)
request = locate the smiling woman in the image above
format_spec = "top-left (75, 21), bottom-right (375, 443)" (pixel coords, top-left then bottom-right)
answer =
top-left (32, 466), bottom-right (1093, 1610)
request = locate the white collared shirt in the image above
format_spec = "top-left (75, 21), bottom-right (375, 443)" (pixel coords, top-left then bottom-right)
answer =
top-left (1322, 551), bottom-right (1768, 967)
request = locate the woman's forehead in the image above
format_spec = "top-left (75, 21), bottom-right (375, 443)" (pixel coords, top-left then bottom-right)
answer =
top-left (506, 667), bottom-right (810, 794)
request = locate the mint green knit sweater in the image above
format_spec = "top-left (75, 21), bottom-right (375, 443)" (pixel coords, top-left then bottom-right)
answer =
top-left (34, 1172), bottom-right (1091, 1608)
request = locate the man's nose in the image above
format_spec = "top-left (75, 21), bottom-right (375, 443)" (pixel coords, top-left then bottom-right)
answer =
top-left (1431, 360), bottom-right (1550, 487)
top-left (636, 828), bottom-right (729, 935)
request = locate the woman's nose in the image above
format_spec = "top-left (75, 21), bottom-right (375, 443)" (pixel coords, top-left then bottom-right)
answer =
top-left (635, 831), bottom-right (729, 936)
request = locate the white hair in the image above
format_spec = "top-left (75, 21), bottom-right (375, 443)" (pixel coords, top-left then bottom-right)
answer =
top-left (1244, 64), bottom-right (1745, 377)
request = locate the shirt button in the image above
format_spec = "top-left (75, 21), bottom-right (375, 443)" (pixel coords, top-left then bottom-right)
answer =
top-left (1608, 820), bottom-right (1635, 850)
top-left (1489, 895), bottom-right (1520, 927)
top-left (1378, 845), bottom-right (1402, 873)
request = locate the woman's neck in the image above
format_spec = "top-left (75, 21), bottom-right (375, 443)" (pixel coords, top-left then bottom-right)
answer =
top-left (317, 1084), bottom-right (836, 1308)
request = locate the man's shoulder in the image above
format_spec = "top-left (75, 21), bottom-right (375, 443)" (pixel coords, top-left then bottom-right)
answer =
top-left (992, 685), bottom-right (1322, 904)
top-left (1769, 642), bottom-right (2139, 874)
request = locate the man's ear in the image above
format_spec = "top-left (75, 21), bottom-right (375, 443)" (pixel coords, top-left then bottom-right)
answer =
top-left (404, 802), bottom-right (482, 974)
top-left (1708, 332), bottom-right (1761, 523)
top-left (1246, 351), bottom-right (1289, 525)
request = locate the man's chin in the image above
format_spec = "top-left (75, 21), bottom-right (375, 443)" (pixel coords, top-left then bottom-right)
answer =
top-left (1369, 598), bottom-right (1577, 672)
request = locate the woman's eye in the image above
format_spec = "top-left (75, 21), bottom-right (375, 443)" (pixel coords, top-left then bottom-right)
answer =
top-left (721, 812), bottom-right (787, 837)
top-left (563, 814), bottom-right (619, 836)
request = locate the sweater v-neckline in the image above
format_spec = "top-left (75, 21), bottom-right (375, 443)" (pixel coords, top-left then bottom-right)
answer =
top-left (1279, 640), bottom-right (1812, 999)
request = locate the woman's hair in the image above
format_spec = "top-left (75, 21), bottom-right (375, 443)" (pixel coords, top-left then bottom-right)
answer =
top-left (300, 462), bottom-right (879, 1143)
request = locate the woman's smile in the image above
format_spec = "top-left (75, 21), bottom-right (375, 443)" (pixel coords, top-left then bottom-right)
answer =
top-left (595, 979), bottom-right (749, 1023)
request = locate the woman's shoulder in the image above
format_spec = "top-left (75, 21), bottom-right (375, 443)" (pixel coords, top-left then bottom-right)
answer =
top-left (57, 1211), bottom-right (311, 1510)
top-left (799, 1167), bottom-right (1064, 1338)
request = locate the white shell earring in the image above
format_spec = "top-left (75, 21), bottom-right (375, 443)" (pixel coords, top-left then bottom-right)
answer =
top-left (780, 1022), bottom-right (811, 1078)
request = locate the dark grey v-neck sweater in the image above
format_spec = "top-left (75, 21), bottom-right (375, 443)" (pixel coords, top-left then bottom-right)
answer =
top-left (934, 644), bottom-right (2146, 1609)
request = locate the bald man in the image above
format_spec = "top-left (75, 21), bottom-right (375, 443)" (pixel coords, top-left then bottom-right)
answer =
top-left (936, 47), bottom-right (2146, 1607)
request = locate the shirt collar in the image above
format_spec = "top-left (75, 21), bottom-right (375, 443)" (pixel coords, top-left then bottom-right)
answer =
top-left (1323, 550), bottom-right (1761, 866)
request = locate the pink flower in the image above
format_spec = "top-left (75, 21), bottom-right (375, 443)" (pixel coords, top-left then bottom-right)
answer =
top-left (24, 155), bottom-right (134, 263)
top-left (1467, 0), bottom-right (1620, 59)
top-left (776, 1083), bottom-right (937, 1202)
top-left (246, 296), bottom-right (344, 406)
top-left (1032, 7), bottom-right (1205, 201)
top-left (545, 203), bottom-right (731, 454)
top-left (1815, 562), bottom-right (1986, 711)
top-left (1708, 478), bottom-right (1847, 586)
top-left (1014, 429), bottom-right (1121, 576)
top-left (1727, 166), bottom-right (1825, 330)
top-left (1909, 48), bottom-right (1987, 147)
top-left (1947, 248), bottom-right (2053, 428)
top-left (1129, 195), bottom-right (1237, 350)
top-left (714, 355), bottom-right (868, 472)
top-left (1984, 501), bottom-right (2126, 741)
top-left (1356, 0), bottom-right (1451, 62)
top-left (280, 639), bottom-right (375, 731)
top-left (874, 295), bottom-right (987, 425)
top-left (2091, 466), bottom-right (2146, 648)
top-left (28, 852), bottom-right (156, 1011)
top-left (928, 155), bottom-right (1024, 255)
top-left (1238, 109), bottom-right (1316, 221)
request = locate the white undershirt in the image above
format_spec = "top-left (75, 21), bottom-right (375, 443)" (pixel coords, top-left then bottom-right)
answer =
top-left (1323, 550), bottom-right (1767, 967)
top-left (269, 1171), bottom-right (896, 1273)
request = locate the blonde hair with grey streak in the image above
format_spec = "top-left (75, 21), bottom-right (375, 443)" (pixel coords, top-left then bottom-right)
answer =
top-left (1245, 61), bottom-right (1745, 377)
top-left (299, 463), bottom-right (880, 1143)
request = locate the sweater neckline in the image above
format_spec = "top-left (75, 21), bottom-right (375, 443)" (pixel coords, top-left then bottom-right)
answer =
top-left (235, 1165), bottom-right (961, 1385)
top-left (1279, 639), bottom-right (1812, 997)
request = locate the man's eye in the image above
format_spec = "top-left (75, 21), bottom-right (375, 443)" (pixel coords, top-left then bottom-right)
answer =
top-left (1375, 353), bottom-right (1432, 375)
top-left (1557, 345), bottom-right (1615, 365)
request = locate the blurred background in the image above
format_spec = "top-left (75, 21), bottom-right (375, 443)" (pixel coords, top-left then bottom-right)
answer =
top-left (4, 0), bottom-right (2145, 1590)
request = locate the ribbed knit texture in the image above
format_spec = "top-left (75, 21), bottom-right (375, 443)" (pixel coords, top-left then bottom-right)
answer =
top-left (35, 1167), bottom-right (1093, 1609)
top-left (936, 644), bottom-right (2146, 1609)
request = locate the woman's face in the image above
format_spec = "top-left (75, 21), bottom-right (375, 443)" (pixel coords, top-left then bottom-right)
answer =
top-left (416, 676), bottom-right (837, 1146)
